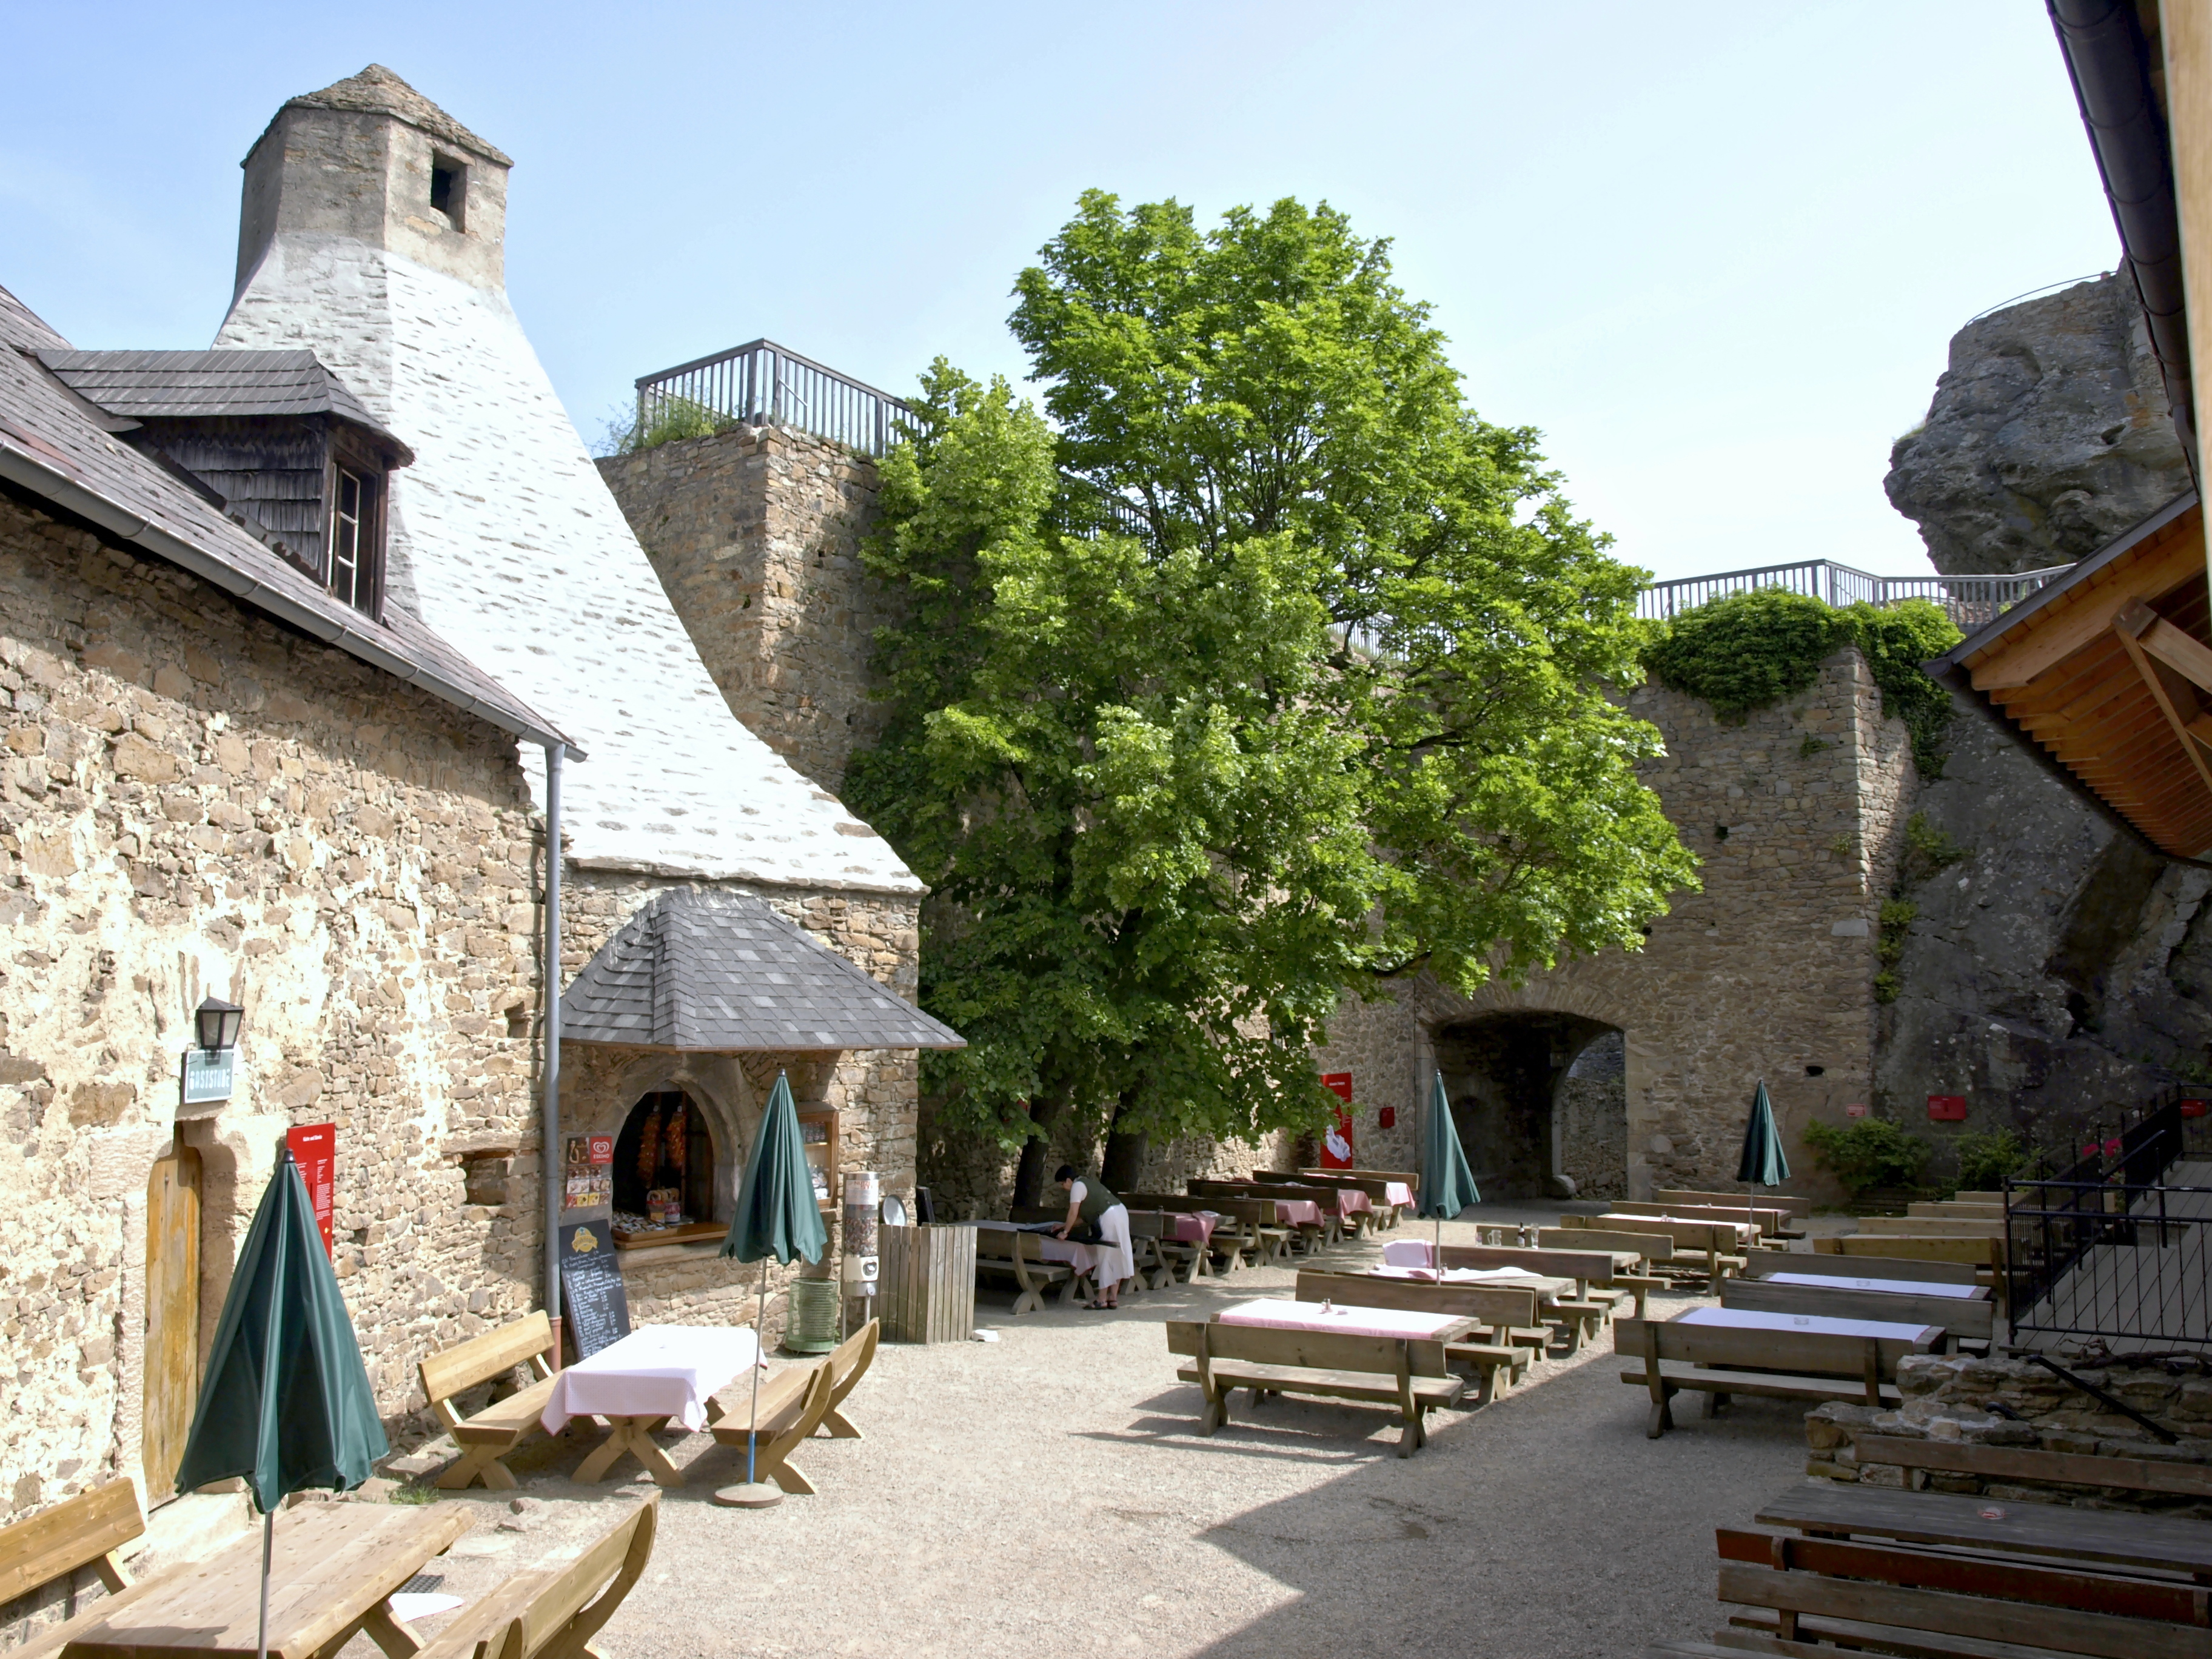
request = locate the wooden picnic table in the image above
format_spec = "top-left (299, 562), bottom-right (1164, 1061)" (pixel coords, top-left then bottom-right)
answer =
top-left (58, 1502), bottom-right (472, 1659)
top-left (1757, 1480), bottom-right (2212, 1579)
top-left (541, 1324), bottom-right (759, 1487)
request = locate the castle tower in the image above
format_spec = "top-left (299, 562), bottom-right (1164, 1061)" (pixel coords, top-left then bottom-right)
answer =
top-left (215, 66), bottom-right (919, 899)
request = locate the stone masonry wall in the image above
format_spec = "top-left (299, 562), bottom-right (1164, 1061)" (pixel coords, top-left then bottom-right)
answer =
top-left (597, 424), bottom-right (893, 796)
top-left (1807, 1354), bottom-right (2212, 1514)
top-left (1315, 647), bottom-right (1917, 1206)
top-left (0, 487), bottom-right (545, 1518)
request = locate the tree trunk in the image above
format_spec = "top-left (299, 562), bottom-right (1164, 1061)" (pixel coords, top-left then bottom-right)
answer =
top-left (1101, 1090), bottom-right (1148, 1193)
top-left (1010, 1090), bottom-right (1069, 1210)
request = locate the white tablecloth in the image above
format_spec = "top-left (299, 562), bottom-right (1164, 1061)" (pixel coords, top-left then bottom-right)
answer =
top-left (1382, 1238), bottom-right (1433, 1268)
top-left (540, 1325), bottom-right (759, 1433)
top-left (1677, 1306), bottom-right (1939, 1343)
top-left (1369, 1264), bottom-right (1547, 1284)
top-left (1384, 1182), bottom-right (1414, 1207)
top-left (1766, 1272), bottom-right (1984, 1300)
top-left (1216, 1297), bottom-right (1467, 1341)
top-left (970, 1219), bottom-right (1133, 1286)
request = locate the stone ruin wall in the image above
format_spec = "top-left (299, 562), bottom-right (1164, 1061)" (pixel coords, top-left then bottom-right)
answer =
top-left (1316, 646), bottom-right (1915, 1205)
top-left (597, 424), bottom-right (894, 797)
top-left (0, 489), bottom-right (547, 1518)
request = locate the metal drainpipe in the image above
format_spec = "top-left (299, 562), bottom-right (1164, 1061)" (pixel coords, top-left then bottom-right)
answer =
top-left (542, 742), bottom-right (566, 1366)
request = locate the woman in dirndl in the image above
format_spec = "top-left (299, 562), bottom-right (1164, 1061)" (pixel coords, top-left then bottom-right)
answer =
top-left (1053, 1164), bottom-right (1135, 1309)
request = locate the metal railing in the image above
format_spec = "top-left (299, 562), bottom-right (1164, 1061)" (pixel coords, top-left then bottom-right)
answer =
top-left (1638, 559), bottom-right (2073, 629)
top-left (2005, 1097), bottom-right (2212, 1352)
top-left (636, 340), bottom-right (908, 457)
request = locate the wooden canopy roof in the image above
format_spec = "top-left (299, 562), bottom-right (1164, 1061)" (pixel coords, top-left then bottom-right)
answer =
top-left (1927, 494), bottom-right (2212, 860)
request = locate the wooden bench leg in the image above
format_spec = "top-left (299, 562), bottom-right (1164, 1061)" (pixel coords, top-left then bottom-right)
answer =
top-left (437, 1442), bottom-right (520, 1491)
top-left (575, 1416), bottom-right (684, 1487)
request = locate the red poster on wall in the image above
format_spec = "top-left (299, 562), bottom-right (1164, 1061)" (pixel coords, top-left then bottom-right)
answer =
top-left (1926, 1094), bottom-right (1968, 1122)
top-left (1319, 1073), bottom-right (1354, 1169)
top-left (287, 1123), bottom-right (336, 1256)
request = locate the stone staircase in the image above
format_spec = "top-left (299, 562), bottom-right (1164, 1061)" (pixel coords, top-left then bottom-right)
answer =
top-left (2014, 1159), bottom-right (2212, 1354)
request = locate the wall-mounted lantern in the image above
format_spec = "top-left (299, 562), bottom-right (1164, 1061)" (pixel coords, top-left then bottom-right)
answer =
top-left (195, 996), bottom-right (244, 1054)
top-left (182, 996), bottom-right (244, 1110)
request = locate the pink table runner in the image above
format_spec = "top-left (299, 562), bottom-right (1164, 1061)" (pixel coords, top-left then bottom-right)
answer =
top-left (1269, 1199), bottom-right (1322, 1227)
top-left (1335, 1190), bottom-right (1373, 1218)
top-left (1215, 1297), bottom-right (1467, 1341)
top-left (1384, 1182), bottom-right (1414, 1208)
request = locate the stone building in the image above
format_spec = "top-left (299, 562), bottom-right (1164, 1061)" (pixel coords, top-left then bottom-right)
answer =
top-left (0, 64), bottom-right (956, 1538)
top-left (209, 64), bottom-right (948, 1345)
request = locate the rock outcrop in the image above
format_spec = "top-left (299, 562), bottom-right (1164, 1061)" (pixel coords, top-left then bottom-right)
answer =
top-left (1885, 273), bottom-right (2189, 574)
top-left (1874, 691), bottom-right (2212, 1161)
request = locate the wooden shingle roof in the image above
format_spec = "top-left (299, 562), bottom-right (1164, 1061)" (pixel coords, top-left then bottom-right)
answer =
top-left (560, 888), bottom-right (965, 1052)
top-left (40, 350), bottom-right (412, 461)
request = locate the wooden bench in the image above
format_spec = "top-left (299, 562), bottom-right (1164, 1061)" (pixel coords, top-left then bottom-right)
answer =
top-left (1563, 1215), bottom-right (1741, 1292)
top-left (1853, 1215), bottom-right (2005, 1238)
top-left (1721, 1276), bottom-right (1994, 1352)
top-left (1612, 1199), bottom-right (1798, 1241)
top-left (1851, 1432), bottom-right (2212, 1501)
top-left (971, 1227), bottom-right (1075, 1315)
top-left (1125, 1194), bottom-right (1275, 1270)
top-left (1010, 1205), bottom-right (1153, 1298)
top-left (420, 1310), bottom-right (560, 1491)
top-left (1295, 1270), bottom-right (1533, 1403)
top-left (1813, 1233), bottom-right (2000, 1273)
top-left (820, 1316), bottom-right (877, 1439)
top-left (708, 1359), bottom-right (834, 1495)
top-left (1164, 1319), bottom-right (1466, 1456)
top-left (1190, 1180), bottom-right (1330, 1252)
top-left (1617, 1315), bottom-right (1911, 1439)
top-left (1909, 1199), bottom-right (2005, 1221)
top-left (0, 1480), bottom-right (169, 1659)
top-left (1538, 1225), bottom-right (1673, 1271)
top-left (1121, 1211), bottom-right (1194, 1288)
top-left (1433, 1242), bottom-right (1663, 1322)
top-left (1711, 1522), bottom-right (2208, 1658)
top-left (1656, 1186), bottom-right (1811, 1220)
top-left (1289, 1169), bottom-right (1405, 1227)
top-left (416, 1493), bottom-right (657, 1659)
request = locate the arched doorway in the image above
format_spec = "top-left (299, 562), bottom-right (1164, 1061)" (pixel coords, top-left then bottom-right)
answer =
top-left (1431, 1012), bottom-right (1626, 1200)
top-left (612, 1087), bottom-right (719, 1232)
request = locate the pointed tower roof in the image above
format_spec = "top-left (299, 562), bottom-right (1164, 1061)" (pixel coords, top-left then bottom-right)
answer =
top-left (260, 64), bottom-right (511, 167)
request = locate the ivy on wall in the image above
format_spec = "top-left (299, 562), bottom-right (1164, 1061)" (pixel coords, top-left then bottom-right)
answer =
top-left (1641, 589), bottom-right (1963, 774)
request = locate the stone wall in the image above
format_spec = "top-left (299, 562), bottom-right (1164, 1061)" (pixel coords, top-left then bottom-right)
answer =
top-left (1807, 1353), bottom-right (2212, 1513)
top-left (1316, 646), bottom-right (1916, 1205)
top-left (0, 486), bottom-right (545, 1517)
top-left (596, 424), bottom-right (893, 796)
top-left (1556, 1033), bottom-right (1628, 1202)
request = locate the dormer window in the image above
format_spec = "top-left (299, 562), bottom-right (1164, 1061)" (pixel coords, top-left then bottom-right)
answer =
top-left (430, 157), bottom-right (466, 231)
top-left (326, 450), bottom-right (384, 616)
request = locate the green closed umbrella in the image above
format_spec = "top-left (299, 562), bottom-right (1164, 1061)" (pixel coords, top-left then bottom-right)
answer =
top-left (1735, 1078), bottom-right (1791, 1241)
top-left (717, 1071), bottom-right (827, 1508)
top-left (174, 1147), bottom-right (386, 1659)
top-left (1418, 1070), bottom-right (1481, 1269)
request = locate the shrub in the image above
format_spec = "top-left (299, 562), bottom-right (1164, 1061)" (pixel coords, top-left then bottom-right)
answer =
top-left (1802, 1117), bottom-right (1931, 1195)
top-left (1898, 811), bottom-right (1968, 888)
top-left (1951, 1128), bottom-right (2028, 1193)
top-left (598, 395), bottom-right (736, 456)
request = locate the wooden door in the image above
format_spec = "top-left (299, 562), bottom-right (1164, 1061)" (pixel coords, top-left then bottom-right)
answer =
top-left (142, 1145), bottom-right (201, 1502)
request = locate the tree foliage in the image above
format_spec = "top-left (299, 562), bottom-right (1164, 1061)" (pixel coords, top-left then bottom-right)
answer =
top-left (845, 193), bottom-right (1697, 1170)
top-left (1642, 589), bottom-right (1962, 773)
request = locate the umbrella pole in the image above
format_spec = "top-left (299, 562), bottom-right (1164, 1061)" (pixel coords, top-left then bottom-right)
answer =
top-left (714, 1264), bottom-right (783, 1509)
top-left (256, 1507), bottom-right (272, 1659)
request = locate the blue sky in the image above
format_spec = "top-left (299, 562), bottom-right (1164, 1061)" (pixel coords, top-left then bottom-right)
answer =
top-left (2, 2), bottom-right (2117, 580)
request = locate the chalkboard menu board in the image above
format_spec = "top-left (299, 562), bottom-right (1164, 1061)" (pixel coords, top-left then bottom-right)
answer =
top-left (557, 1220), bottom-right (631, 1359)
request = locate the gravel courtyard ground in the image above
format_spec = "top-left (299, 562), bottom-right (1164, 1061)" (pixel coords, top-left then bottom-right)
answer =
top-left (389, 1205), bottom-right (1823, 1658)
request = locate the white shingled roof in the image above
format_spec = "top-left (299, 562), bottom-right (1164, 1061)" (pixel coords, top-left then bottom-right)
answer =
top-left (214, 235), bottom-right (920, 894)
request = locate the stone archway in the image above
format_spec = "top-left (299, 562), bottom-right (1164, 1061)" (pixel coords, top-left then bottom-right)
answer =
top-left (1430, 1011), bottom-right (1624, 1200)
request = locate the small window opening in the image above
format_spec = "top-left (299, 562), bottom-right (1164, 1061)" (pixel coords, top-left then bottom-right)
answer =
top-left (1714, 823), bottom-right (1729, 842)
top-left (1805, 1064), bottom-right (1826, 1077)
top-left (504, 1003), bottom-right (531, 1039)
top-left (613, 1088), bottom-right (716, 1233)
top-left (329, 465), bottom-right (372, 612)
top-left (429, 157), bottom-right (466, 230)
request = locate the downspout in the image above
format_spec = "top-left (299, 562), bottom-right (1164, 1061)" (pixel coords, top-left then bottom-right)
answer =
top-left (542, 742), bottom-right (566, 1366)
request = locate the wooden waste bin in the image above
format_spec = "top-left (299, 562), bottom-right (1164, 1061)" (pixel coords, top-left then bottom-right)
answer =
top-left (880, 1223), bottom-right (977, 1344)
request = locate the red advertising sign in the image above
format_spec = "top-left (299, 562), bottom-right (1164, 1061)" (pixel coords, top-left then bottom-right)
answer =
top-left (2182, 1099), bottom-right (2210, 1120)
top-left (588, 1133), bottom-right (614, 1164)
top-left (1926, 1094), bottom-right (1968, 1122)
top-left (286, 1123), bottom-right (336, 1257)
top-left (1319, 1073), bottom-right (1354, 1169)
top-left (1844, 1103), bottom-right (1870, 1119)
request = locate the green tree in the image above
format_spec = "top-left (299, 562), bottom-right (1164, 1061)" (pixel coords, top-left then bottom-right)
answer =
top-left (847, 193), bottom-right (1697, 1197)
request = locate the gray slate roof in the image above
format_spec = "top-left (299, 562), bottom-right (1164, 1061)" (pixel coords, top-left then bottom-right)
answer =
top-left (0, 284), bottom-right (568, 751)
top-left (561, 888), bottom-right (965, 1051)
top-left (40, 350), bottom-right (411, 460)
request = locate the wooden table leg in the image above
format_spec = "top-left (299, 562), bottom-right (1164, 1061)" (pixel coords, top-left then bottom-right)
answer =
top-left (360, 1601), bottom-right (425, 1658)
top-left (575, 1415), bottom-right (686, 1487)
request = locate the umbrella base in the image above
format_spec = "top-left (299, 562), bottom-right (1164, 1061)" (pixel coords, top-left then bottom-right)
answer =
top-left (712, 1481), bottom-right (783, 1509)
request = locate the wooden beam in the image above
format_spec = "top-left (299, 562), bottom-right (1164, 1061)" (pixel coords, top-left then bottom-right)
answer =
top-left (2118, 598), bottom-right (2212, 695)
top-left (2112, 613), bottom-right (2212, 811)
top-left (1969, 521), bottom-right (2206, 689)
top-left (2165, 0), bottom-right (2212, 482)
